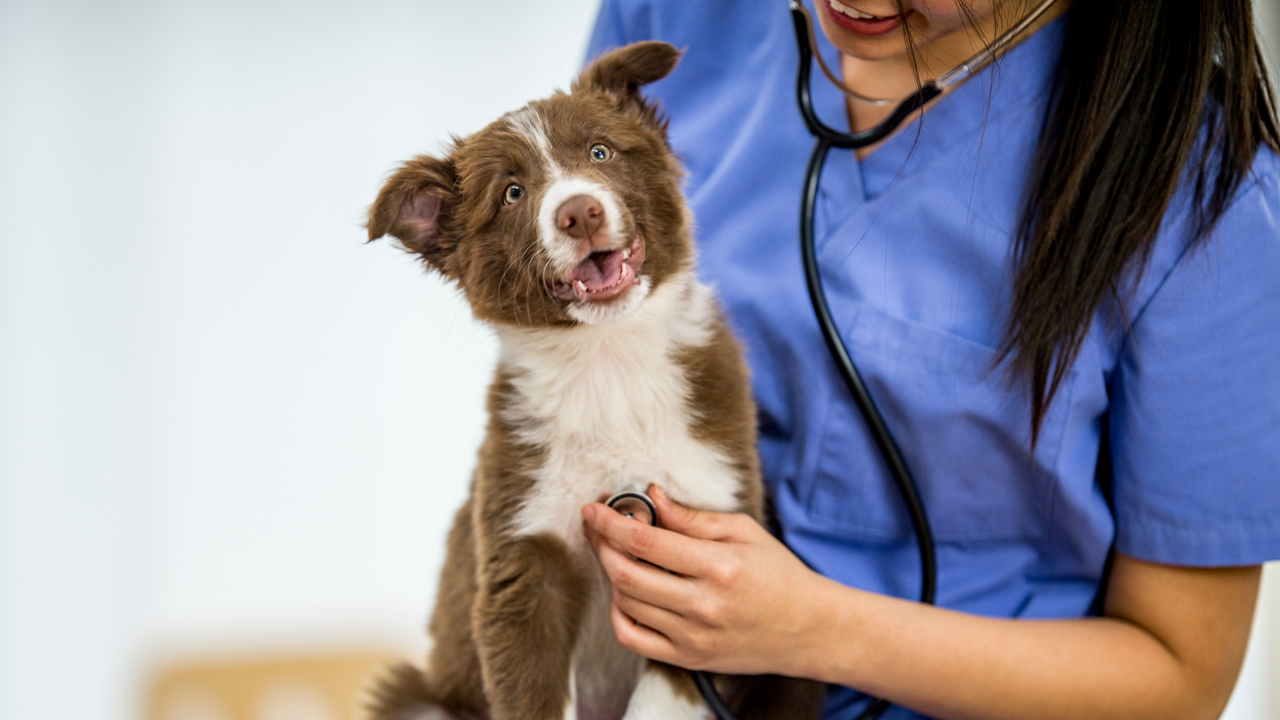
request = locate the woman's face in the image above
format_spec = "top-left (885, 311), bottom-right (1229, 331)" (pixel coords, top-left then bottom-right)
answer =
top-left (816, 0), bottom-right (1001, 64)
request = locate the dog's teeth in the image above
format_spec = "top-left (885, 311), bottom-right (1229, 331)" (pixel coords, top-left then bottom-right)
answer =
top-left (574, 280), bottom-right (587, 296)
top-left (622, 249), bottom-right (631, 260)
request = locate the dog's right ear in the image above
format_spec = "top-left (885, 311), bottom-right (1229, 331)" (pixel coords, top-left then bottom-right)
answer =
top-left (573, 42), bottom-right (681, 125)
top-left (367, 154), bottom-right (458, 272)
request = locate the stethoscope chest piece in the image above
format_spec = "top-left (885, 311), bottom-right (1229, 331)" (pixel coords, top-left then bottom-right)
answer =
top-left (605, 490), bottom-right (658, 527)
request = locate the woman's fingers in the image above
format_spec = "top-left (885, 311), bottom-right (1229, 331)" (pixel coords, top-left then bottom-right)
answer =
top-left (583, 487), bottom-right (832, 678)
top-left (611, 586), bottom-right (688, 638)
top-left (582, 502), bottom-right (715, 577)
top-left (649, 485), bottom-right (752, 542)
top-left (588, 524), bottom-right (700, 611)
top-left (609, 598), bottom-right (681, 664)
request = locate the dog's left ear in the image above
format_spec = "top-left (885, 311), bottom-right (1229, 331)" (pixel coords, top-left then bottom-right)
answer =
top-left (573, 41), bottom-right (681, 125)
top-left (366, 153), bottom-right (459, 274)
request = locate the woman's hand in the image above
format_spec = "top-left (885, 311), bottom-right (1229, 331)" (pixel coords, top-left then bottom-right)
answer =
top-left (581, 484), bottom-right (836, 677)
top-left (583, 485), bottom-right (1262, 720)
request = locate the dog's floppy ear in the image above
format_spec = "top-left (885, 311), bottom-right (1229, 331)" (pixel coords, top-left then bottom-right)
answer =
top-left (367, 153), bottom-right (459, 273)
top-left (573, 41), bottom-right (681, 124)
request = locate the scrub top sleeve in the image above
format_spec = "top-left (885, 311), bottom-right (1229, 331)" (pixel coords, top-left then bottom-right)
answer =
top-left (1110, 164), bottom-right (1280, 567)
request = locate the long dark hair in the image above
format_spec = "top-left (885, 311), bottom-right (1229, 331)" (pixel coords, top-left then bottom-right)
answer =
top-left (901, 0), bottom-right (1279, 439)
top-left (1001, 0), bottom-right (1280, 439)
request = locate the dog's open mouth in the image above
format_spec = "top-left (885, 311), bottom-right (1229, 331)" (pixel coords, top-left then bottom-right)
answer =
top-left (550, 235), bottom-right (646, 304)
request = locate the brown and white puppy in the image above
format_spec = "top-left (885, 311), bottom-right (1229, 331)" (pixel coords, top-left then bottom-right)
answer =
top-left (365, 42), bottom-right (824, 720)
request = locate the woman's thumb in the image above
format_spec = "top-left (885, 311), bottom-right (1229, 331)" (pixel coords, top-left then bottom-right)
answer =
top-left (650, 484), bottom-right (736, 540)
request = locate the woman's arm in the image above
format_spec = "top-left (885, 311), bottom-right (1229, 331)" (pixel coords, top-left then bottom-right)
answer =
top-left (582, 485), bottom-right (1261, 720)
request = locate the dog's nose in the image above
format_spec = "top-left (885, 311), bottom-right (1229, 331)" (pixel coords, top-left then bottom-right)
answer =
top-left (556, 195), bottom-right (604, 241)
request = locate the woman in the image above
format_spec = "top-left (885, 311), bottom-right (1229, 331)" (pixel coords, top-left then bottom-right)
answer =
top-left (579, 1), bottom-right (1280, 719)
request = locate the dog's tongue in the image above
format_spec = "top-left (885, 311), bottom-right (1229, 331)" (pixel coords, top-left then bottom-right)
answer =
top-left (568, 250), bottom-right (624, 291)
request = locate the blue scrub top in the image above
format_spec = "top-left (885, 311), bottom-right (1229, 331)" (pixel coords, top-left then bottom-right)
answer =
top-left (587, 2), bottom-right (1280, 718)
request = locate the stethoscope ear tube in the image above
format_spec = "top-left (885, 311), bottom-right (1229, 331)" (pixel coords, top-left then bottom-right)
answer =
top-left (789, 2), bottom-right (941, 150)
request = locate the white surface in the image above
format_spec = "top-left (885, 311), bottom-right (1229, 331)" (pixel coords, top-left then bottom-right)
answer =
top-left (0, 2), bottom-right (1276, 720)
top-left (1223, 564), bottom-right (1280, 720)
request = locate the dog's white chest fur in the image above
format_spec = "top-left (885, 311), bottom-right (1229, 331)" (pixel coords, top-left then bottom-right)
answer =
top-left (500, 271), bottom-right (741, 550)
top-left (498, 271), bottom-right (734, 720)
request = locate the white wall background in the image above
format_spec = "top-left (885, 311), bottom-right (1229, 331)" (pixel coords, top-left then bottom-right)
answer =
top-left (0, 1), bottom-right (598, 718)
top-left (0, 2), bottom-right (1275, 720)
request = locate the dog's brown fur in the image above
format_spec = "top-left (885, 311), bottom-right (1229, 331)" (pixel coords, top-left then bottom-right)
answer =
top-left (366, 42), bottom-right (824, 720)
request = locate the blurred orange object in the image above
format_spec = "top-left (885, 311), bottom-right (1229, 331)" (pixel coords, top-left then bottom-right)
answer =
top-left (144, 651), bottom-right (402, 720)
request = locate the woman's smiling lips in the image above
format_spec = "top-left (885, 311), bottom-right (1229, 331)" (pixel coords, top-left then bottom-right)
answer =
top-left (824, 0), bottom-right (909, 36)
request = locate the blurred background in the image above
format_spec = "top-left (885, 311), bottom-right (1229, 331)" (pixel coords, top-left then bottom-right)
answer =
top-left (1, 1), bottom-right (1276, 719)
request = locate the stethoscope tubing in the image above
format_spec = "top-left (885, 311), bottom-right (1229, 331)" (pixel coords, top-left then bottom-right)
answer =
top-left (790, 3), bottom-right (941, 609)
top-left (795, 141), bottom-right (936, 720)
top-left (799, 135), bottom-right (938, 609)
top-left (687, 138), bottom-right (938, 720)
top-left (689, 3), bottom-right (1058, 717)
top-left (690, 7), bottom-right (945, 720)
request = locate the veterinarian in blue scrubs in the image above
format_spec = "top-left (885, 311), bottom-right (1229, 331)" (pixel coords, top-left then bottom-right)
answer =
top-left (579, 1), bottom-right (1280, 718)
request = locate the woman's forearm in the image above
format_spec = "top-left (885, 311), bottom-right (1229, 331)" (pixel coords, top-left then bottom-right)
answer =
top-left (581, 495), bottom-right (1259, 720)
top-left (795, 557), bottom-right (1259, 720)
top-left (803, 580), bottom-right (1182, 720)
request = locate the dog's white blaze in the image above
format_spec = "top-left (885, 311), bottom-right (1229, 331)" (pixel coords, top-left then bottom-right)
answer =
top-left (621, 666), bottom-right (712, 720)
top-left (563, 668), bottom-right (578, 720)
top-left (506, 106), bottom-right (561, 178)
top-left (501, 270), bottom-right (741, 550)
top-left (537, 175), bottom-right (629, 274)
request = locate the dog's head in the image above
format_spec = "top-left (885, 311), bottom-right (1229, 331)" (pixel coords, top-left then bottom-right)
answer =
top-left (368, 42), bottom-right (687, 327)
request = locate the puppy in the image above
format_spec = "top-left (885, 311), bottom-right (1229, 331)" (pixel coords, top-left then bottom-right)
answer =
top-left (366, 41), bottom-right (824, 720)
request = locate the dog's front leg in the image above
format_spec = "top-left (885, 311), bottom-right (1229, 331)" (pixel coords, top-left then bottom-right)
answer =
top-left (473, 533), bottom-right (589, 720)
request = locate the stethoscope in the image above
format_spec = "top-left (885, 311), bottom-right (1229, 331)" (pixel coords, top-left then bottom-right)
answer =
top-left (607, 1), bottom-right (1059, 718)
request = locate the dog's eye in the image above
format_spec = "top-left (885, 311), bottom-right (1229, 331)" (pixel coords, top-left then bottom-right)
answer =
top-left (589, 144), bottom-right (613, 163)
top-left (503, 184), bottom-right (525, 205)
